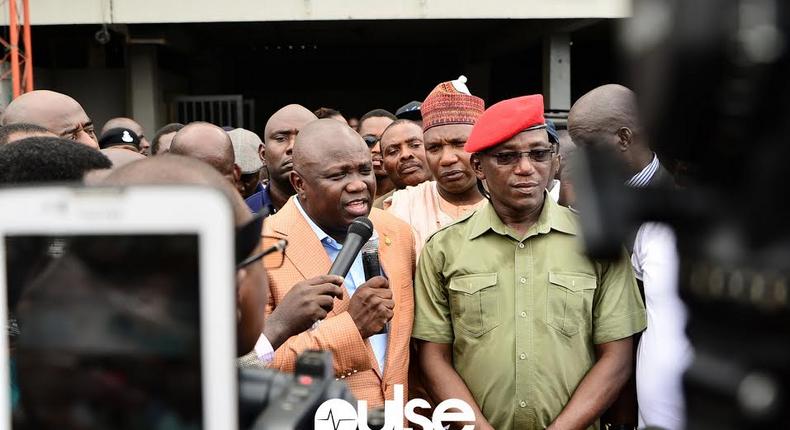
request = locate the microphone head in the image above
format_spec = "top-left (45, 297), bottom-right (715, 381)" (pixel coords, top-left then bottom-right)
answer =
top-left (348, 217), bottom-right (374, 241)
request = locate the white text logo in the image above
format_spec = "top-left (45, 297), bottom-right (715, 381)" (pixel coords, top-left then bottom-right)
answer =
top-left (314, 384), bottom-right (474, 430)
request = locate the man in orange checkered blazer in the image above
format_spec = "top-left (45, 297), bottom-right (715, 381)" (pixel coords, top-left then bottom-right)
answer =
top-left (261, 118), bottom-right (415, 407)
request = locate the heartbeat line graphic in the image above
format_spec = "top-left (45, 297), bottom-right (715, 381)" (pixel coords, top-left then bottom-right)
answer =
top-left (317, 408), bottom-right (357, 430)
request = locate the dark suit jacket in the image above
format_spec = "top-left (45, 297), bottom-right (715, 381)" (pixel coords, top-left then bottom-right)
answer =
top-left (646, 162), bottom-right (675, 190)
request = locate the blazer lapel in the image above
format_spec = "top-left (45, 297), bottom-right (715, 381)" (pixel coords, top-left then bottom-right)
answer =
top-left (267, 198), bottom-right (352, 316)
top-left (374, 221), bottom-right (401, 381)
top-left (270, 198), bottom-right (330, 278)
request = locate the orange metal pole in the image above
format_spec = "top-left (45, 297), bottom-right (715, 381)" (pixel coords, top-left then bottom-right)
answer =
top-left (22, 0), bottom-right (32, 92)
top-left (9, 0), bottom-right (20, 98)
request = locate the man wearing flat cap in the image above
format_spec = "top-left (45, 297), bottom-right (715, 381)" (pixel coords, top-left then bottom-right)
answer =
top-left (412, 94), bottom-right (646, 430)
top-left (228, 128), bottom-right (266, 199)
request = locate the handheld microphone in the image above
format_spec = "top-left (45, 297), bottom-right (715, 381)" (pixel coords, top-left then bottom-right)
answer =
top-left (312, 217), bottom-right (374, 331)
top-left (362, 240), bottom-right (389, 335)
top-left (328, 217), bottom-right (374, 278)
top-left (361, 240), bottom-right (383, 280)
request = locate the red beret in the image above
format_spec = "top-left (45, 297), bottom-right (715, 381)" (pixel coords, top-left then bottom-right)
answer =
top-left (422, 76), bottom-right (485, 131)
top-left (464, 94), bottom-right (546, 153)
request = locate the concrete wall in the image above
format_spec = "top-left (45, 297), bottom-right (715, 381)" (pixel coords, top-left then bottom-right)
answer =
top-left (11, 0), bottom-right (630, 25)
top-left (27, 65), bottom-right (184, 136)
top-left (34, 68), bottom-right (126, 134)
top-left (128, 45), bottom-right (159, 137)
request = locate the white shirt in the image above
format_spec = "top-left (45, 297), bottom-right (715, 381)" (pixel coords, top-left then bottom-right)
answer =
top-left (385, 181), bottom-right (485, 261)
top-left (626, 153), bottom-right (659, 188)
top-left (548, 179), bottom-right (561, 203)
top-left (253, 334), bottom-right (275, 364)
top-left (632, 223), bottom-right (693, 430)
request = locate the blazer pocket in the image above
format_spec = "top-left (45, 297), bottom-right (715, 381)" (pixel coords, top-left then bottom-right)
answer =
top-left (448, 273), bottom-right (500, 337)
top-left (546, 271), bottom-right (597, 337)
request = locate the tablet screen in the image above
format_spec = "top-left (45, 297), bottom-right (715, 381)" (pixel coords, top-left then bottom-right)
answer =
top-left (5, 234), bottom-right (202, 430)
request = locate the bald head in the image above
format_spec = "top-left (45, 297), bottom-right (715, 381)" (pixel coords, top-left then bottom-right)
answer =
top-left (169, 122), bottom-right (237, 180)
top-left (264, 104), bottom-right (316, 139)
top-left (291, 119), bottom-right (375, 240)
top-left (568, 84), bottom-right (653, 176)
top-left (102, 154), bottom-right (250, 225)
top-left (262, 105), bottom-right (318, 197)
top-left (83, 148), bottom-right (148, 184)
top-left (102, 117), bottom-right (143, 137)
top-left (568, 84), bottom-right (640, 138)
top-left (293, 119), bottom-right (365, 170)
top-left (2, 90), bottom-right (98, 149)
top-left (102, 147), bottom-right (147, 168)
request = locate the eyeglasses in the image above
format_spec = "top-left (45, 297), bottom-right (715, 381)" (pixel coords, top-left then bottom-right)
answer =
top-left (363, 135), bottom-right (380, 148)
top-left (237, 236), bottom-right (288, 270)
top-left (487, 148), bottom-right (556, 166)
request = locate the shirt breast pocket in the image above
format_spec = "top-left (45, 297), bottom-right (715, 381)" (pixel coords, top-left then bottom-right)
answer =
top-left (448, 273), bottom-right (500, 337)
top-left (546, 271), bottom-right (597, 337)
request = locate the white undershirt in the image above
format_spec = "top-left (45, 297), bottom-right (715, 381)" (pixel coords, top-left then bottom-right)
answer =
top-left (632, 223), bottom-right (693, 430)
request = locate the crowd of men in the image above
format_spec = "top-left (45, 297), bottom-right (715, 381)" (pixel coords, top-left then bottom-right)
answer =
top-left (0, 75), bottom-right (691, 430)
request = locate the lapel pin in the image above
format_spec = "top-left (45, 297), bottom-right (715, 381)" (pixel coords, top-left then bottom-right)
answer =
top-left (384, 236), bottom-right (392, 246)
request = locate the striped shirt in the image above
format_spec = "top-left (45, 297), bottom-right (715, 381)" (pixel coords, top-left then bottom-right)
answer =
top-left (626, 153), bottom-right (659, 188)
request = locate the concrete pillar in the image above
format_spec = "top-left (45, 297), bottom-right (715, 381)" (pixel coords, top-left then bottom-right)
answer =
top-left (542, 33), bottom-right (571, 111)
top-left (128, 44), bottom-right (160, 135)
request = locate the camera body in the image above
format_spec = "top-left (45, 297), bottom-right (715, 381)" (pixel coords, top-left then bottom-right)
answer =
top-left (239, 350), bottom-right (355, 430)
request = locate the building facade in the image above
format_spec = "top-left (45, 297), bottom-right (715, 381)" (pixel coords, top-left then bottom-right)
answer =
top-left (1, 0), bottom-right (630, 134)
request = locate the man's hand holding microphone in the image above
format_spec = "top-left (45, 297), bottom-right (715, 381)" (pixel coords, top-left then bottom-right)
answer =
top-left (348, 275), bottom-right (393, 339)
top-left (316, 217), bottom-right (393, 339)
top-left (264, 274), bottom-right (344, 350)
top-left (265, 217), bottom-right (393, 346)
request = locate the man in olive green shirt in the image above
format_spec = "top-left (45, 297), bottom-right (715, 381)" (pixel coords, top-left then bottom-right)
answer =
top-left (412, 94), bottom-right (646, 430)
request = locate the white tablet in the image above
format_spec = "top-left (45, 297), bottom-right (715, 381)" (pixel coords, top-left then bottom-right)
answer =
top-left (0, 186), bottom-right (237, 430)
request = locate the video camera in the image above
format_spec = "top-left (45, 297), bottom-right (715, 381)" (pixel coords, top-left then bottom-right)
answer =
top-left (575, 0), bottom-right (790, 428)
top-left (239, 350), bottom-right (355, 430)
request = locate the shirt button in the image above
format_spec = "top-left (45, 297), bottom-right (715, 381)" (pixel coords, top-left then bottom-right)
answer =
top-left (518, 243), bottom-right (525, 249)
top-left (520, 353), bottom-right (526, 360)
top-left (520, 311), bottom-right (527, 318)
top-left (520, 401), bottom-right (527, 408)
top-left (520, 277), bottom-right (527, 284)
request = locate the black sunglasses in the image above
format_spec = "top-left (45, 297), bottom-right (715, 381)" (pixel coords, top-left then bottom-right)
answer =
top-left (486, 148), bottom-right (556, 166)
top-left (363, 135), bottom-right (380, 148)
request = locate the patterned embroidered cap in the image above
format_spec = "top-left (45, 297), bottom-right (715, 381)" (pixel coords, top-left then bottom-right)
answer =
top-left (421, 75), bottom-right (485, 132)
